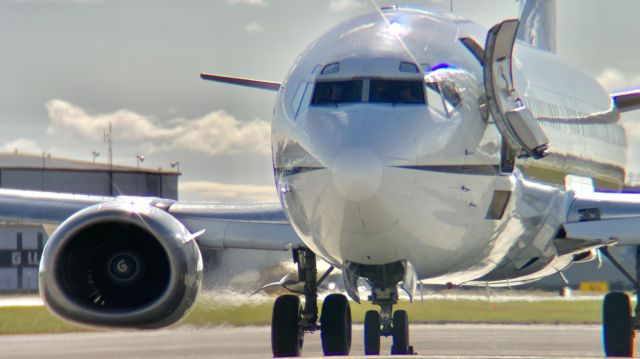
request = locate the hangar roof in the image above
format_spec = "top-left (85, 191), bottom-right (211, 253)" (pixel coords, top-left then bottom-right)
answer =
top-left (0, 152), bottom-right (179, 175)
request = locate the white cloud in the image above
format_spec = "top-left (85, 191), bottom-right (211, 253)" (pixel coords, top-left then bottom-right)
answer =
top-left (244, 22), bottom-right (265, 34)
top-left (167, 112), bottom-right (271, 156)
top-left (179, 181), bottom-right (278, 203)
top-left (329, 0), bottom-right (363, 12)
top-left (46, 99), bottom-right (176, 141)
top-left (45, 99), bottom-right (271, 156)
top-left (225, 0), bottom-right (267, 6)
top-left (596, 68), bottom-right (640, 92)
top-left (0, 138), bottom-right (43, 154)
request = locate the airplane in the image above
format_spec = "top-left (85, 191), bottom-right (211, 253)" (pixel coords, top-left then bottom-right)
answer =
top-left (2, 0), bottom-right (640, 357)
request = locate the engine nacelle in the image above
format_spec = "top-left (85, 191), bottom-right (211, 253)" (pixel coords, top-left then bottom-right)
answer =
top-left (39, 199), bottom-right (203, 329)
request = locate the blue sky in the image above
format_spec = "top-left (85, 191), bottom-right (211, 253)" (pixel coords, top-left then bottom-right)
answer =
top-left (1, 0), bottom-right (639, 201)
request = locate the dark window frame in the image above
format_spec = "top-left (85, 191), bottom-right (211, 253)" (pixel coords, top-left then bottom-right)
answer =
top-left (310, 79), bottom-right (364, 106)
top-left (308, 77), bottom-right (455, 108)
top-left (369, 79), bottom-right (426, 105)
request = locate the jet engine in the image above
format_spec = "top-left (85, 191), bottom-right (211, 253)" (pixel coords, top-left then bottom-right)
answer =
top-left (39, 199), bottom-right (203, 329)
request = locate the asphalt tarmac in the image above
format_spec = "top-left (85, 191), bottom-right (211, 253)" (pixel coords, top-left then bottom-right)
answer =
top-left (0, 324), bottom-right (607, 359)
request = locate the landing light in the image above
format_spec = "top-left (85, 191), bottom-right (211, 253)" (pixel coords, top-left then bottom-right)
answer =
top-left (388, 22), bottom-right (407, 37)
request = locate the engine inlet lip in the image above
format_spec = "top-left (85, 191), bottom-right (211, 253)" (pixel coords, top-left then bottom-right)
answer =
top-left (41, 203), bottom-right (202, 329)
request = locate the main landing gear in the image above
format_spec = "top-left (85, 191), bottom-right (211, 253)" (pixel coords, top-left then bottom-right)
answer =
top-left (271, 248), bottom-right (351, 357)
top-left (600, 246), bottom-right (640, 357)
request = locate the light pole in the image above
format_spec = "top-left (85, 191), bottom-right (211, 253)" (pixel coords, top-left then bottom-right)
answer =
top-left (91, 150), bottom-right (100, 163)
top-left (170, 161), bottom-right (180, 173)
top-left (136, 154), bottom-right (145, 170)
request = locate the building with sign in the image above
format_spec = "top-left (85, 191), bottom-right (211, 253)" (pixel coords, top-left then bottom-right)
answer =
top-left (0, 223), bottom-right (46, 292)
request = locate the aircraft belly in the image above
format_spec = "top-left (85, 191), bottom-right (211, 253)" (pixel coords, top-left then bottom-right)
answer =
top-left (283, 167), bottom-right (554, 284)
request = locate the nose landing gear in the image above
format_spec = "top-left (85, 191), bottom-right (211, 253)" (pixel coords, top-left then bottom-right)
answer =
top-left (359, 262), bottom-right (415, 356)
top-left (363, 287), bottom-right (414, 355)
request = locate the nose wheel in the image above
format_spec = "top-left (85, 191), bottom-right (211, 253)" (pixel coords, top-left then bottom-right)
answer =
top-left (364, 310), bottom-right (381, 355)
top-left (364, 306), bottom-right (414, 355)
top-left (362, 267), bottom-right (415, 355)
top-left (391, 310), bottom-right (411, 355)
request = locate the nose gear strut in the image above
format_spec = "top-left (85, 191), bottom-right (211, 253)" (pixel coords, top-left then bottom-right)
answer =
top-left (347, 261), bottom-right (416, 355)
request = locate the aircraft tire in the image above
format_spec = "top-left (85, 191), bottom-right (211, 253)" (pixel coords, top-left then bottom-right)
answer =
top-left (391, 310), bottom-right (411, 355)
top-left (271, 295), bottom-right (303, 357)
top-left (364, 310), bottom-right (381, 355)
top-left (320, 293), bottom-right (352, 356)
top-left (603, 292), bottom-right (634, 357)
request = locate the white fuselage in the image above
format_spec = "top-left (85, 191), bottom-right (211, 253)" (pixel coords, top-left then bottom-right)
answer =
top-left (271, 8), bottom-right (626, 285)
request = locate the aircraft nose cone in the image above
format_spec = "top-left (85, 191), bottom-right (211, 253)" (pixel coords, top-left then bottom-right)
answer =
top-left (331, 148), bottom-right (383, 202)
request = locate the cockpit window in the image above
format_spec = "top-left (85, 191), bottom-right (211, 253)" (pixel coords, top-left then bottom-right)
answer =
top-left (399, 62), bottom-right (419, 73)
top-left (321, 63), bottom-right (340, 75)
top-left (311, 80), bottom-right (363, 105)
top-left (369, 80), bottom-right (425, 104)
top-left (426, 80), bottom-right (461, 107)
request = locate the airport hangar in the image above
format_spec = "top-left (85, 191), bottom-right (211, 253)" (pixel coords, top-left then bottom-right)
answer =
top-left (0, 152), bottom-right (179, 292)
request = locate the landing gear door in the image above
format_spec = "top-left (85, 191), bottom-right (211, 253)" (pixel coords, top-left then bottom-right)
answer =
top-left (483, 19), bottom-right (548, 160)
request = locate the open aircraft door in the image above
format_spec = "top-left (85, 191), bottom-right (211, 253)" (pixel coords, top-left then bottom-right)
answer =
top-left (481, 19), bottom-right (549, 171)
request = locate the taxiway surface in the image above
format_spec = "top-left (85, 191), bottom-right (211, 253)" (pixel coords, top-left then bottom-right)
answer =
top-left (0, 324), bottom-right (606, 358)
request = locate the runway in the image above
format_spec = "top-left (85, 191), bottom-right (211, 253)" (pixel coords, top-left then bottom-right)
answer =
top-left (0, 324), bottom-right (606, 358)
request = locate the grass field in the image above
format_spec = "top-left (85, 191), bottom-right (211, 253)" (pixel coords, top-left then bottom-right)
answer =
top-left (0, 297), bottom-right (604, 335)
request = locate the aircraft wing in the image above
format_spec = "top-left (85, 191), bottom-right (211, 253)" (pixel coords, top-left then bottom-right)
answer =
top-left (561, 191), bottom-right (640, 247)
top-left (0, 188), bottom-right (112, 223)
top-left (168, 201), bottom-right (301, 251)
top-left (0, 188), bottom-right (301, 252)
top-left (612, 88), bottom-right (640, 113)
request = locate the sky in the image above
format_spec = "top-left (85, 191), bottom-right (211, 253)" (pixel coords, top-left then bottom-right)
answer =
top-left (1, 0), bottom-right (640, 202)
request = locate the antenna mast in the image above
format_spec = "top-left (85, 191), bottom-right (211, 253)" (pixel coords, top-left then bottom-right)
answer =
top-left (104, 121), bottom-right (113, 170)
